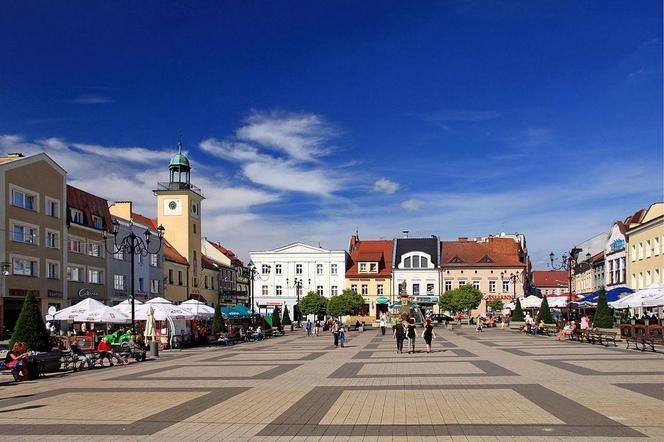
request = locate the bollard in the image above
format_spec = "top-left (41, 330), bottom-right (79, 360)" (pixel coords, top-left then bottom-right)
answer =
top-left (150, 339), bottom-right (159, 358)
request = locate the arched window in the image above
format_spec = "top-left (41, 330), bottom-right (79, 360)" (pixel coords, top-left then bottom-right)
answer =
top-left (400, 252), bottom-right (433, 269)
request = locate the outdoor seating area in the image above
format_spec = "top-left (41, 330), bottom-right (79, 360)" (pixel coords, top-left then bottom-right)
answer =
top-left (619, 323), bottom-right (664, 352)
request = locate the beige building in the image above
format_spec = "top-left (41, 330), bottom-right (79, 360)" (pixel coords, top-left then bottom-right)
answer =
top-left (441, 237), bottom-right (528, 313)
top-left (154, 145), bottom-right (206, 303)
top-left (65, 185), bottom-right (112, 304)
top-left (0, 153), bottom-right (67, 337)
top-left (627, 202), bottom-right (664, 289)
top-left (344, 236), bottom-right (393, 319)
top-left (162, 240), bottom-right (189, 302)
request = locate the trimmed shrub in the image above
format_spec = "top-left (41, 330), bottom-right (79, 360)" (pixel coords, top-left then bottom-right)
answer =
top-left (537, 296), bottom-right (554, 323)
top-left (594, 289), bottom-right (613, 328)
top-left (512, 298), bottom-right (525, 321)
top-left (10, 292), bottom-right (50, 351)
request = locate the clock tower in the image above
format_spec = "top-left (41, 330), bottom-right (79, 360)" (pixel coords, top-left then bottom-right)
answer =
top-left (154, 140), bottom-right (204, 298)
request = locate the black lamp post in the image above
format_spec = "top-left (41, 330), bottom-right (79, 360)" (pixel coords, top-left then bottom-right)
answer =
top-left (287, 277), bottom-right (306, 328)
top-left (500, 271), bottom-right (521, 303)
top-left (549, 248), bottom-right (591, 320)
top-left (247, 260), bottom-right (269, 325)
top-left (103, 219), bottom-right (165, 334)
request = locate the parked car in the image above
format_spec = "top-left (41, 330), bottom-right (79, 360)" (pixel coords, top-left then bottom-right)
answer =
top-left (431, 314), bottom-right (454, 324)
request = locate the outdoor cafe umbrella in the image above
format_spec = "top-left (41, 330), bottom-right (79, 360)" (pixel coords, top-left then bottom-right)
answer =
top-left (180, 299), bottom-right (216, 318)
top-left (112, 299), bottom-right (144, 317)
top-left (520, 295), bottom-right (542, 309)
top-left (144, 304), bottom-right (156, 338)
top-left (71, 307), bottom-right (130, 324)
top-left (546, 296), bottom-right (570, 308)
top-left (611, 283), bottom-right (664, 309)
top-left (133, 302), bottom-right (195, 321)
top-left (53, 298), bottom-right (111, 321)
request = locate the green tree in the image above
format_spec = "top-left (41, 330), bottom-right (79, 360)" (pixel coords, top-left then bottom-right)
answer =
top-left (341, 289), bottom-right (365, 315)
top-left (299, 291), bottom-right (328, 317)
top-left (488, 299), bottom-right (504, 312)
top-left (512, 298), bottom-right (525, 321)
top-left (593, 289), bottom-right (613, 328)
top-left (536, 296), bottom-right (553, 323)
top-left (293, 303), bottom-right (301, 323)
top-left (439, 285), bottom-right (484, 313)
top-left (271, 306), bottom-right (282, 330)
top-left (211, 305), bottom-right (225, 334)
top-left (326, 295), bottom-right (348, 318)
top-left (439, 291), bottom-right (456, 313)
top-left (10, 291), bottom-right (50, 351)
top-left (282, 304), bottom-right (292, 326)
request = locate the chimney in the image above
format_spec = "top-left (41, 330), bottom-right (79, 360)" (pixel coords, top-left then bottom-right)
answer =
top-left (458, 237), bottom-right (468, 242)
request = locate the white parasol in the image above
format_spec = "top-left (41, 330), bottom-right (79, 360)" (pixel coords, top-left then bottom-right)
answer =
top-left (180, 299), bottom-right (215, 318)
top-left (133, 302), bottom-right (195, 321)
top-left (112, 299), bottom-right (145, 317)
top-left (611, 283), bottom-right (664, 309)
top-left (546, 296), bottom-right (570, 308)
top-left (520, 295), bottom-right (543, 309)
top-left (144, 304), bottom-right (156, 338)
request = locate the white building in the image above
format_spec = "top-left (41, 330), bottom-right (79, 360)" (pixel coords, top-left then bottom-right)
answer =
top-left (249, 242), bottom-right (347, 320)
top-left (605, 221), bottom-right (628, 289)
top-left (392, 237), bottom-right (441, 314)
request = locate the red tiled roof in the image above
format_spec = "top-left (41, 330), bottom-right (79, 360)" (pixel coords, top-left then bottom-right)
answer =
top-left (591, 251), bottom-right (604, 263)
top-left (533, 270), bottom-right (568, 288)
top-left (201, 254), bottom-right (219, 271)
top-left (346, 238), bottom-right (392, 278)
top-left (131, 212), bottom-right (158, 230)
top-left (624, 208), bottom-right (646, 226)
top-left (441, 237), bottom-right (524, 267)
top-left (207, 240), bottom-right (244, 266)
top-left (163, 239), bottom-right (188, 266)
top-left (66, 185), bottom-right (112, 231)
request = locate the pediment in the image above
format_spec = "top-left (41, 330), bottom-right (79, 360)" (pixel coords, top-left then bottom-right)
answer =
top-left (270, 242), bottom-right (333, 254)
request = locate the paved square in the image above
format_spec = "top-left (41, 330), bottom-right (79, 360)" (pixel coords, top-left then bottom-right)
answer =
top-left (1, 327), bottom-right (662, 440)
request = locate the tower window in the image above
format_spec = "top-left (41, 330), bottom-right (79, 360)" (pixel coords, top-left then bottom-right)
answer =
top-left (193, 223), bottom-right (197, 234)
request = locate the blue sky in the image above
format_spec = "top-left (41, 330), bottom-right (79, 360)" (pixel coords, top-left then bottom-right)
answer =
top-left (1, 1), bottom-right (661, 266)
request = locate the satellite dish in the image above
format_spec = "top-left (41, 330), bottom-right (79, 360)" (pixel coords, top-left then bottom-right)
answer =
top-left (47, 306), bottom-right (57, 315)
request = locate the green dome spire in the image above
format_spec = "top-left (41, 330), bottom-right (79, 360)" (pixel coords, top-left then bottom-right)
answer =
top-left (169, 138), bottom-right (190, 170)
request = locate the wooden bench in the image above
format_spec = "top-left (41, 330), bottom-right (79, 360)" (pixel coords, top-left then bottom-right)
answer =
top-left (645, 325), bottom-right (664, 352)
top-left (541, 325), bottom-right (558, 336)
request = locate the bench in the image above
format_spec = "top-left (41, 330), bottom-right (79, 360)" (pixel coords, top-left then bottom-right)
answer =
top-left (644, 325), bottom-right (664, 352)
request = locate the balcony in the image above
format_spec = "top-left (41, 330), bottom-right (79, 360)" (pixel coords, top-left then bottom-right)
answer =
top-left (155, 182), bottom-right (203, 196)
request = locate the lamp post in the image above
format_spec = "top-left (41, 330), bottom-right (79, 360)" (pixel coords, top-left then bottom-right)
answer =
top-left (549, 248), bottom-right (591, 320)
top-left (287, 277), bottom-right (306, 328)
top-left (103, 219), bottom-right (165, 334)
top-left (247, 260), bottom-right (269, 325)
top-left (500, 271), bottom-right (521, 303)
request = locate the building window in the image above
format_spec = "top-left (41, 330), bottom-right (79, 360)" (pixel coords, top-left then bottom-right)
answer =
top-left (489, 280), bottom-right (496, 292)
top-left (11, 188), bottom-right (36, 211)
top-left (114, 274), bottom-right (126, 290)
top-left (412, 283), bottom-right (420, 295)
top-left (67, 266), bottom-right (83, 282)
top-left (91, 215), bottom-right (104, 230)
top-left (204, 275), bottom-right (209, 289)
top-left (262, 285), bottom-right (268, 296)
top-left (193, 223), bottom-right (197, 234)
top-left (151, 279), bottom-right (159, 294)
top-left (296, 264), bottom-right (303, 275)
top-left (69, 237), bottom-right (84, 254)
top-left (211, 278), bottom-right (215, 290)
top-left (646, 240), bottom-right (652, 258)
top-left (275, 264), bottom-right (282, 275)
top-left (262, 264), bottom-right (270, 275)
top-left (370, 263), bottom-right (378, 272)
top-left (47, 261), bottom-right (59, 279)
top-left (113, 248), bottom-right (125, 260)
top-left (444, 281), bottom-right (452, 292)
top-left (361, 284), bottom-right (368, 295)
top-left (359, 263), bottom-right (367, 272)
top-left (351, 284), bottom-right (357, 292)
top-left (46, 231), bottom-right (59, 249)
top-left (178, 271), bottom-right (183, 286)
top-left (421, 257), bottom-right (429, 267)
top-left (377, 284), bottom-right (384, 295)
top-left (89, 268), bottom-right (104, 284)
top-left (502, 280), bottom-right (509, 292)
top-left (150, 253), bottom-right (158, 267)
top-left (331, 264), bottom-right (338, 275)
top-left (402, 254), bottom-right (430, 269)
top-left (13, 257), bottom-right (38, 277)
top-left (12, 223), bottom-right (38, 244)
top-left (427, 283), bottom-right (434, 295)
top-left (331, 285), bottom-right (338, 296)
top-left (472, 281), bottom-right (480, 290)
top-left (168, 269), bottom-right (174, 284)
top-left (46, 198), bottom-right (60, 218)
top-left (654, 237), bottom-right (661, 255)
top-left (70, 208), bottom-right (84, 224)
top-left (88, 242), bottom-right (102, 257)
top-left (193, 277), bottom-right (198, 288)
top-left (404, 257), bottom-right (411, 268)
top-left (276, 285), bottom-right (282, 296)
top-left (317, 263), bottom-right (323, 275)
top-left (317, 285), bottom-right (324, 295)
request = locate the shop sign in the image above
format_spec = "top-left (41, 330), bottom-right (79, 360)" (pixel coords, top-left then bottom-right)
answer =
top-left (610, 239), bottom-right (625, 252)
top-left (78, 288), bottom-right (99, 298)
top-left (8, 289), bottom-right (28, 297)
top-left (376, 296), bottom-right (390, 304)
top-left (47, 290), bottom-right (63, 298)
top-left (236, 276), bottom-right (249, 284)
top-left (415, 296), bottom-right (439, 304)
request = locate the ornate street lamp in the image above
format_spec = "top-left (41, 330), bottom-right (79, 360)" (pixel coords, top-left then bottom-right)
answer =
top-left (103, 219), bottom-right (165, 334)
top-left (500, 271), bottom-right (521, 303)
top-left (549, 248), bottom-right (591, 320)
top-left (286, 277), bottom-right (308, 328)
top-left (247, 260), bottom-right (269, 325)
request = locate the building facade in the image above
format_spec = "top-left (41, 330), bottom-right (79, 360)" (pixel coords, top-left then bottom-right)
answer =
top-left (107, 202), bottom-right (164, 305)
top-left (249, 242), bottom-right (347, 319)
top-left (392, 237), bottom-right (441, 314)
top-left (0, 153), bottom-right (67, 338)
top-left (627, 202), bottom-right (664, 290)
top-left (532, 270), bottom-right (568, 296)
top-left (162, 240), bottom-right (189, 302)
top-left (440, 236), bottom-right (527, 313)
top-left (65, 185), bottom-right (112, 305)
top-left (344, 235), bottom-right (392, 319)
top-left (605, 221), bottom-right (628, 289)
top-left (570, 232), bottom-right (608, 295)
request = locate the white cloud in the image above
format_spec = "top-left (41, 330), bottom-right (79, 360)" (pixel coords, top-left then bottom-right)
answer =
top-left (69, 94), bottom-right (113, 104)
top-left (401, 199), bottom-right (423, 211)
top-left (236, 111), bottom-right (333, 161)
top-left (72, 143), bottom-right (169, 164)
top-left (373, 178), bottom-right (399, 194)
top-left (199, 138), bottom-right (267, 163)
top-left (243, 160), bottom-right (340, 195)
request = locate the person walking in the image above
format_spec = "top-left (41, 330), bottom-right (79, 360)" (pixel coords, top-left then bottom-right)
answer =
top-left (394, 320), bottom-right (405, 353)
top-left (314, 320), bottom-right (320, 336)
top-left (332, 320), bottom-right (340, 348)
top-left (380, 316), bottom-right (386, 336)
top-left (390, 315), bottom-right (398, 332)
top-left (407, 318), bottom-right (417, 354)
top-left (476, 315), bottom-right (483, 333)
top-left (305, 319), bottom-right (312, 337)
top-left (423, 319), bottom-right (436, 353)
top-left (339, 323), bottom-right (346, 348)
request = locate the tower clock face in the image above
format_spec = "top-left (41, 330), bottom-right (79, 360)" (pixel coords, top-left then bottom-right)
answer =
top-left (163, 199), bottom-right (182, 215)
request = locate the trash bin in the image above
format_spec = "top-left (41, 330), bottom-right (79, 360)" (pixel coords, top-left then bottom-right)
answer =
top-left (150, 339), bottom-right (159, 357)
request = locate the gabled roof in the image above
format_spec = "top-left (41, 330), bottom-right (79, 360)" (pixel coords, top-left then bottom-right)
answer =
top-left (201, 254), bottom-right (219, 271)
top-left (441, 237), bottom-right (524, 267)
top-left (346, 239), bottom-right (393, 278)
top-left (163, 239), bottom-right (188, 266)
top-left (207, 240), bottom-right (244, 267)
top-left (532, 270), bottom-right (568, 288)
top-left (258, 242), bottom-right (343, 254)
top-left (66, 185), bottom-right (112, 231)
top-left (131, 212), bottom-right (158, 230)
top-left (394, 237), bottom-right (439, 267)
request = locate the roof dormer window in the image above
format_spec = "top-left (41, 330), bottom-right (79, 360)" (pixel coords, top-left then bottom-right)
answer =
top-left (370, 263), bottom-right (378, 272)
top-left (70, 208), bottom-right (84, 224)
top-left (400, 252), bottom-right (432, 269)
top-left (359, 263), bottom-right (367, 272)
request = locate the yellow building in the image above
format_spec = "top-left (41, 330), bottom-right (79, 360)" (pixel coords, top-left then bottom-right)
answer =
top-left (627, 202), bottom-right (664, 289)
top-left (0, 153), bottom-right (67, 338)
top-left (154, 144), bottom-right (207, 303)
top-left (344, 236), bottom-right (393, 319)
top-left (162, 240), bottom-right (189, 302)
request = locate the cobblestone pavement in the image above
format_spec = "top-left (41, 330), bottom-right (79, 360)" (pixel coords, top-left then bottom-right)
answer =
top-left (1, 327), bottom-right (663, 441)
